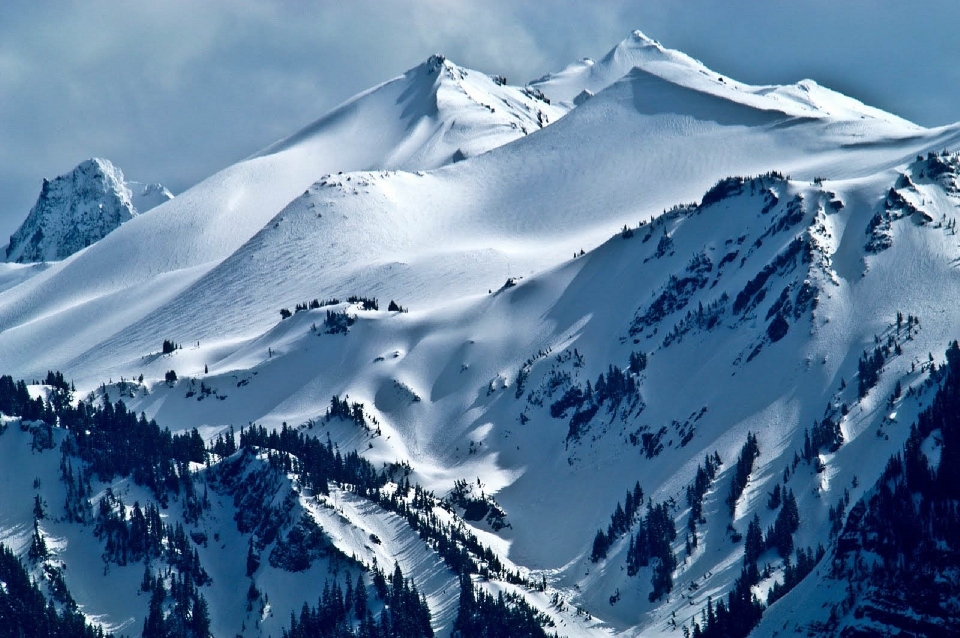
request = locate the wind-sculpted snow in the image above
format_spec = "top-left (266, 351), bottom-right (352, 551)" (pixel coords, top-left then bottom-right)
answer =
top-left (19, 158), bottom-right (958, 635)
top-left (531, 30), bottom-right (919, 129)
top-left (0, 57), bottom-right (564, 378)
top-left (4, 31), bottom-right (960, 638)
top-left (6, 51), bottom-right (943, 382)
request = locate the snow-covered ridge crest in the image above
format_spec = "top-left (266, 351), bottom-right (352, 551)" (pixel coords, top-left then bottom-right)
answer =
top-left (253, 52), bottom-right (565, 169)
top-left (531, 29), bottom-right (918, 128)
top-left (4, 158), bottom-right (173, 263)
top-left (3, 28), bottom-right (960, 638)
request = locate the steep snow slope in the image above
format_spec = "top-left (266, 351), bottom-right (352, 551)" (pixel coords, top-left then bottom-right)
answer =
top-left (47, 63), bottom-right (955, 385)
top-left (40, 152), bottom-right (957, 637)
top-left (3, 31), bottom-right (960, 638)
top-left (4, 158), bottom-right (173, 263)
top-left (256, 54), bottom-right (563, 167)
top-left (0, 56), bottom-right (563, 377)
top-left (531, 30), bottom-right (918, 129)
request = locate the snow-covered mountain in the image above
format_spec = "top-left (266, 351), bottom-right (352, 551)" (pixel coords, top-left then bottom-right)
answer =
top-left (530, 30), bottom-right (916, 129)
top-left (4, 158), bottom-right (173, 263)
top-left (255, 53), bottom-right (565, 168)
top-left (0, 55), bottom-right (564, 374)
top-left (1, 30), bottom-right (960, 638)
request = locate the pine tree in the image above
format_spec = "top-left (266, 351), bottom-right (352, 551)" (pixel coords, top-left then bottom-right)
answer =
top-left (590, 529), bottom-right (610, 562)
top-left (354, 572), bottom-right (368, 620)
top-left (767, 483), bottom-right (781, 510)
top-left (727, 432), bottom-right (760, 515)
top-left (246, 540), bottom-right (259, 577)
top-left (767, 489), bottom-right (799, 558)
top-left (744, 514), bottom-right (764, 566)
top-left (190, 591), bottom-right (211, 637)
top-left (141, 563), bottom-right (153, 593)
top-left (27, 520), bottom-right (47, 562)
top-left (143, 578), bottom-right (167, 638)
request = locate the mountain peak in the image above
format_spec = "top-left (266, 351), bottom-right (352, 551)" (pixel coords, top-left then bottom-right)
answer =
top-left (425, 53), bottom-right (447, 69)
top-left (77, 156), bottom-right (120, 173)
top-left (530, 28), bottom-right (708, 105)
top-left (254, 48), bottom-right (565, 170)
top-left (629, 29), bottom-right (658, 45)
top-left (530, 29), bottom-right (916, 128)
top-left (600, 28), bottom-right (705, 72)
top-left (0, 28), bottom-right (952, 638)
top-left (419, 52), bottom-right (471, 85)
top-left (5, 158), bottom-right (172, 263)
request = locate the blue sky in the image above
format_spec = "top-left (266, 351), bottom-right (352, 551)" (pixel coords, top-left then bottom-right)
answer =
top-left (1, 0), bottom-right (959, 239)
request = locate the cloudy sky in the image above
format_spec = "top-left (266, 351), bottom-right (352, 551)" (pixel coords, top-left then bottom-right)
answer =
top-left (2, 0), bottom-right (959, 239)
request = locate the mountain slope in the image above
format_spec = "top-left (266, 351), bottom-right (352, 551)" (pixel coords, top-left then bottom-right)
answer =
top-left (256, 53), bottom-right (564, 168)
top-left (1, 31), bottom-right (960, 638)
top-left (4, 158), bottom-right (173, 263)
top-left (45, 60), bottom-right (953, 384)
top-left (0, 56), bottom-right (564, 377)
top-left (59, 151), bottom-right (959, 637)
top-left (531, 30), bottom-right (918, 129)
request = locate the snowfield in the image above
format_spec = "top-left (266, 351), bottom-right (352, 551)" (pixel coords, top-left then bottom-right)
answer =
top-left (2, 30), bottom-right (960, 637)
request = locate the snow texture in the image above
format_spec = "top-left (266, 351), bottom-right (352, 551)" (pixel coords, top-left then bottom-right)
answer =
top-left (2, 30), bottom-right (960, 638)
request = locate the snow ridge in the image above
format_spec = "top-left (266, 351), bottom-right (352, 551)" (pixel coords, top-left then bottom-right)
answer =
top-left (3, 28), bottom-right (960, 638)
top-left (531, 30), bottom-right (919, 128)
top-left (254, 52), bottom-right (565, 169)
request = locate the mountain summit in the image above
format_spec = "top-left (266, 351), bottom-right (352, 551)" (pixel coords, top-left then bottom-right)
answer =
top-left (531, 30), bottom-right (918, 127)
top-left (5, 158), bottom-right (172, 263)
top-left (0, 29), bottom-right (958, 638)
top-left (253, 52), bottom-right (565, 169)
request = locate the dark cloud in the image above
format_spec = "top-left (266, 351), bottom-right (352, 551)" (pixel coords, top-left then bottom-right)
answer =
top-left (1, 0), bottom-right (958, 238)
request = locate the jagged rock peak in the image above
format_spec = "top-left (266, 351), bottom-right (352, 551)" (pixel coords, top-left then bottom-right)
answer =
top-left (425, 53), bottom-right (448, 70)
top-left (5, 158), bottom-right (172, 263)
top-left (420, 52), bottom-right (471, 83)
